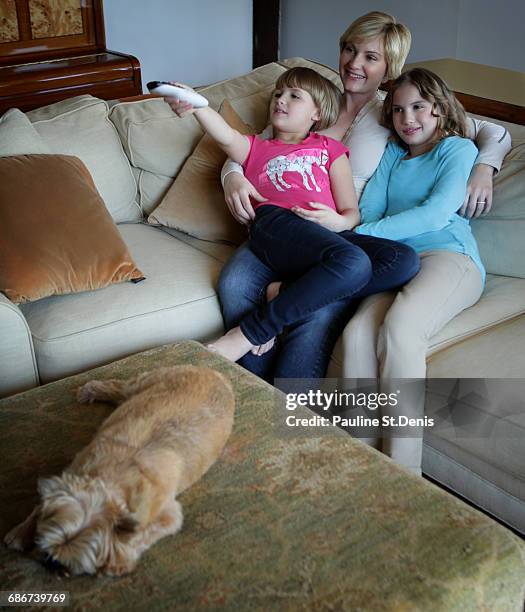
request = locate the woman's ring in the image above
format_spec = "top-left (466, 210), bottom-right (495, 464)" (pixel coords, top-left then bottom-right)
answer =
top-left (476, 200), bottom-right (487, 204)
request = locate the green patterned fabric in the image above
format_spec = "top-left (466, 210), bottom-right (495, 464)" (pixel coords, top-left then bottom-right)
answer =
top-left (1, 341), bottom-right (524, 611)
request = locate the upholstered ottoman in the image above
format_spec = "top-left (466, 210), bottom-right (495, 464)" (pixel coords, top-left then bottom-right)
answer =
top-left (1, 341), bottom-right (524, 611)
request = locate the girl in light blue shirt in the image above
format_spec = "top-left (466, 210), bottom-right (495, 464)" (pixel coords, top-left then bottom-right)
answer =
top-left (355, 70), bottom-right (484, 283)
top-left (344, 68), bottom-right (486, 474)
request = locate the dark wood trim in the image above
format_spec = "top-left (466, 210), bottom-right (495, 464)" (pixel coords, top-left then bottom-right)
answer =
top-left (0, 0), bottom-right (105, 65)
top-left (252, 0), bottom-right (280, 68)
top-left (108, 49), bottom-right (142, 93)
top-left (454, 92), bottom-right (525, 126)
top-left (0, 51), bottom-right (142, 115)
top-left (15, 0), bottom-right (32, 41)
top-left (0, 0), bottom-right (142, 115)
top-left (92, 0), bottom-right (106, 49)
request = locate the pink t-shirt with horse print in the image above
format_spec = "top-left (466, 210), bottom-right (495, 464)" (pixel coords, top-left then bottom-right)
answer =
top-left (243, 133), bottom-right (349, 212)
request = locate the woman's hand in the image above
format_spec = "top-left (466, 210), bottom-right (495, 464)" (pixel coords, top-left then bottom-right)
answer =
top-left (223, 172), bottom-right (266, 225)
top-left (460, 163), bottom-right (495, 218)
top-left (292, 202), bottom-right (351, 232)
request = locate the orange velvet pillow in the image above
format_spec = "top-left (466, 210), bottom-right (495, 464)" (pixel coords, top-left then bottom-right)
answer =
top-left (0, 154), bottom-right (144, 304)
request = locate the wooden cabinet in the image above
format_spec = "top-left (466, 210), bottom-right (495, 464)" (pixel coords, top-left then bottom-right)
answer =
top-left (0, 0), bottom-right (142, 115)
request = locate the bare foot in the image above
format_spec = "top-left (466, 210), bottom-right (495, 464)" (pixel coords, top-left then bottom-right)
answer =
top-left (207, 327), bottom-right (255, 362)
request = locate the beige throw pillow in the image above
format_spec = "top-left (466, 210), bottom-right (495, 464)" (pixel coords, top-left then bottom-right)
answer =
top-left (27, 96), bottom-right (140, 223)
top-left (0, 108), bottom-right (50, 157)
top-left (147, 100), bottom-right (253, 244)
top-left (0, 154), bottom-right (144, 304)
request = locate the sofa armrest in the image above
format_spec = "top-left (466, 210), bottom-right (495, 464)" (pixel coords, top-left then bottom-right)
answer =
top-left (0, 294), bottom-right (39, 398)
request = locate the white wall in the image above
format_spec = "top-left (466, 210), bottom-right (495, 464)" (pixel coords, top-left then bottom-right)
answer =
top-left (457, 0), bottom-right (525, 72)
top-left (280, 0), bottom-right (525, 73)
top-left (103, 0), bottom-right (252, 92)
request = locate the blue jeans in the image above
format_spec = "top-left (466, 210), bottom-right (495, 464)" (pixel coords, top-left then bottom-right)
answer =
top-left (241, 206), bottom-right (374, 345)
top-left (219, 211), bottom-right (420, 381)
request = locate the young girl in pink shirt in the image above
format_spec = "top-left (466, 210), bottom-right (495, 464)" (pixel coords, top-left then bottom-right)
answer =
top-left (165, 68), bottom-right (419, 362)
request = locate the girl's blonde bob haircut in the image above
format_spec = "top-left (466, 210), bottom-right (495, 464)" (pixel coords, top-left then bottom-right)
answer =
top-left (339, 11), bottom-right (411, 80)
top-left (382, 68), bottom-right (469, 148)
top-left (273, 67), bottom-right (342, 132)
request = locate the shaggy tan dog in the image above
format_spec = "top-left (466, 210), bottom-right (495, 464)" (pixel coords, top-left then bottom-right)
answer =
top-left (4, 365), bottom-right (235, 576)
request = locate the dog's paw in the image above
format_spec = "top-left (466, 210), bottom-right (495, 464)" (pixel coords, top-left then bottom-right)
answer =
top-left (76, 380), bottom-right (108, 404)
top-left (4, 524), bottom-right (32, 551)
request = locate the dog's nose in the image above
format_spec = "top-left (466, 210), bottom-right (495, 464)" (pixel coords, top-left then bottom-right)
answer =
top-left (42, 553), bottom-right (69, 576)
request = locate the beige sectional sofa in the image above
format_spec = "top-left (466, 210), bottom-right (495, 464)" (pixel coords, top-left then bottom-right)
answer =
top-left (1, 58), bottom-right (524, 533)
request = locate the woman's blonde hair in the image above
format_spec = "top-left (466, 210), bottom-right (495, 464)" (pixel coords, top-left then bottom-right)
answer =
top-left (339, 11), bottom-right (411, 80)
top-left (273, 67), bottom-right (342, 131)
top-left (382, 68), bottom-right (469, 148)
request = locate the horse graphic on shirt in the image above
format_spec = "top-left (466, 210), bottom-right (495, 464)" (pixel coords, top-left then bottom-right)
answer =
top-left (266, 149), bottom-right (329, 192)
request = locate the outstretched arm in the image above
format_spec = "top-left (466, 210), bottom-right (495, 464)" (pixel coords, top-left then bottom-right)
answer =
top-left (192, 106), bottom-right (250, 165)
top-left (220, 124), bottom-right (274, 184)
top-left (461, 117), bottom-right (511, 218)
top-left (163, 84), bottom-right (250, 165)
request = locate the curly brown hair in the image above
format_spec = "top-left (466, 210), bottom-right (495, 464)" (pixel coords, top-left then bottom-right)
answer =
top-left (382, 68), bottom-right (468, 148)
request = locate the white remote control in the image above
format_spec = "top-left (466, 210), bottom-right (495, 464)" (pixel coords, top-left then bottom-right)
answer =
top-left (147, 81), bottom-right (209, 107)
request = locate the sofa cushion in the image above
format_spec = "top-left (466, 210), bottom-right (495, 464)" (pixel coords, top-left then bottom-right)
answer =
top-left (159, 227), bottom-right (235, 263)
top-left (0, 109), bottom-right (50, 157)
top-left (0, 293), bottom-right (39, 398)
top-left (26, 96), bottom-right (140, 223)
top-left (0, 154), bottom-right (144, 304)
top-left (135, 171), bottom-right (174, 216)
top-left (423, 376), bottom-right (525, 533)
top-left (329, 273), bottom-right (525, 374)
top-left (471, 143), bottom-right (525, 278)
top-left (428, 273), bottom-right (525, 354)
top-left (20, 223), bottom-right (224, 383)
top-left (147, 100), bottom-right (252, 244)
top-left (109, 63), bottom-right (288, 215)
top-left (427, 312), bottom-right (525, 378)
top-left (198, 62), bottom-right (287, 123)
top-left (109, 97), bottom-right (203, 180)
top-left (423, 439), bottom-right (525, 535)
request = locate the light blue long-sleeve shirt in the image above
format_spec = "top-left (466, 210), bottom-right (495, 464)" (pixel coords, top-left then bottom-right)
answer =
top-left (354, 136), bottom-right (485, 284)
